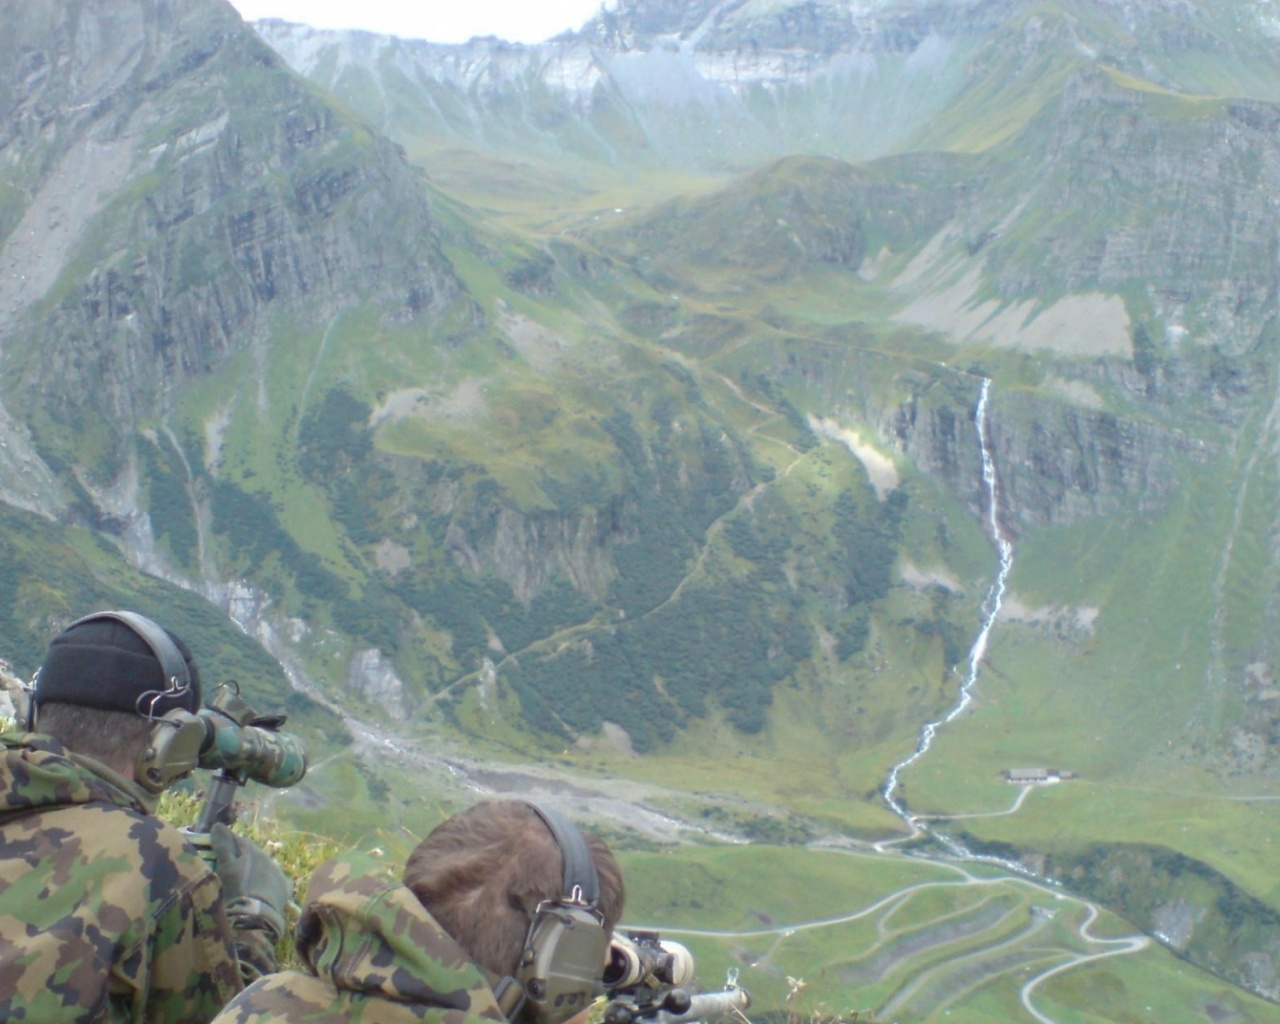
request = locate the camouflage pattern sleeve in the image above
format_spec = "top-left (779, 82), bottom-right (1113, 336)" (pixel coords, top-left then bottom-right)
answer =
top-left (211, 850), bottom-right (515, 1024)
top-left (230, 919), bottom-right (281, 985)
top-left (137, 857), bottom-right (246, 1023)
top-left (0, 792), bottom-right (242, 1023)
top-left (212, 972), bottom-right (374, 1024)
top-left (213, 969), bottom-right (513, 1024)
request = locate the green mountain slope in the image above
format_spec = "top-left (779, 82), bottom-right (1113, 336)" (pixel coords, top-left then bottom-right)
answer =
top-left (0, 0), bottom-right (964, 772)
top-left (4, 0), bottom-right (1280, 1015)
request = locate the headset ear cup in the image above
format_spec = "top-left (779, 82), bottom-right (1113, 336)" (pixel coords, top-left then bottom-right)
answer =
top-left (509, 805), bottom-right (610, 1024)
top-left (515, 905), bottom-right (609, 1024)
top-left (135, 710), bottom-right (206, 794)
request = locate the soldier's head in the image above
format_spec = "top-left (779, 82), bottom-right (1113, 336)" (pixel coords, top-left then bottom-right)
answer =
top-left (31, 611), bottom-right (201, 778)
top-left (403, 799), bottom-right (625, 1017)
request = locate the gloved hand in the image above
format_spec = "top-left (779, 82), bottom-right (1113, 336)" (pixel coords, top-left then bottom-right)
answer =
top-left (209, 822), bottom-right (291, 945)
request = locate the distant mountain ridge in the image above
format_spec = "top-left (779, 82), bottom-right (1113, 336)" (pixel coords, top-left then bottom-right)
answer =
top-left (254, 0), bottom-right (1280, 171)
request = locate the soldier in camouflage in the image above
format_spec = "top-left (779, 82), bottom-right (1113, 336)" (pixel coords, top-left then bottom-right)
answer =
top-left (0, 611), bottom-right (290, 1023)
top-left (212, 799), bottom-right (626, 1024)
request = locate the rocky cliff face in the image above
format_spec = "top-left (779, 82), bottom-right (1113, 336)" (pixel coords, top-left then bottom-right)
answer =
top-left (0, 0), bottom-right (470, 479)
top-left (887, 385), bottom-right (1213, 531)
top-left (976, 67), bottom-right (1280, 354)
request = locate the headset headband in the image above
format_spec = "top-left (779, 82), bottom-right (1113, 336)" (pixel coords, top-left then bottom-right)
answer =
top-left (527, 803), bottom-right (600, 906)
top-left (63, 610), bottom-right (191, 712)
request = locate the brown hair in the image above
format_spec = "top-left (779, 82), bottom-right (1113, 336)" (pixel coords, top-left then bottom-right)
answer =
top-left (37, 702), bottom-right (151, 777)
top-left (403, 800), bottom-right (625, 977)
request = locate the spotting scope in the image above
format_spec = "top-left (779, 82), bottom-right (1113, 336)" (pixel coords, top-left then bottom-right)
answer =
top-left (188, 681), bottom-right (308, 836)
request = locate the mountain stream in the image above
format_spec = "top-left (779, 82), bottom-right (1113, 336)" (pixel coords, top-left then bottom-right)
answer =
top-left (880, 378), bottom-right (1023, 871)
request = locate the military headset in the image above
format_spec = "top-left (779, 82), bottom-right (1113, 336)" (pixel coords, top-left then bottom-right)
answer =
top-left (492, 803), bottom-right (611, 1024)
top-left (27, 610), bottom-right (206, 794)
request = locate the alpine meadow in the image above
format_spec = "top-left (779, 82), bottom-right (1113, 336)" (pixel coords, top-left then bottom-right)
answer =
top-left (3, 0), bottom-right (1280, 1020)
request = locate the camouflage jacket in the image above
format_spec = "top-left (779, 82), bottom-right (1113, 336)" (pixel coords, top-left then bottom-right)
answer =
top-left (212, 850), bottom-right (512, 1024)
top-left (0, 731), bottom-right (247, 1023)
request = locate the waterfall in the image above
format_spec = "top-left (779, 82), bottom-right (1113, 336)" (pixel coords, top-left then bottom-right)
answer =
top-left (882, 378), bottom-right (1015, 846)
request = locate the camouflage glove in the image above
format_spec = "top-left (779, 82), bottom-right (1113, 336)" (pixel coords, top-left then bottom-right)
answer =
top-left (209, 822), bottom-right (291, 944)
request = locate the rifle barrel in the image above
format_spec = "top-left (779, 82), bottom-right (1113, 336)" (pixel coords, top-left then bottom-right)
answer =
top-left (650, 987), bottom-right (751, 1024)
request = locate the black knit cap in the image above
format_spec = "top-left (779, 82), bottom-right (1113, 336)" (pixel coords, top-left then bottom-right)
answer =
top-left (34, 611), bottom-right (201, 717)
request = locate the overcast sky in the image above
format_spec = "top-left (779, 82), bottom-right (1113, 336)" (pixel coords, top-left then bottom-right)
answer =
top-left (227, 0), bottom-right (611, 45)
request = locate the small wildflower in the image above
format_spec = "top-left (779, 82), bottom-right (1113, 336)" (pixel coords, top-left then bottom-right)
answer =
top-left (583, 995), bottom-right (608, 1024)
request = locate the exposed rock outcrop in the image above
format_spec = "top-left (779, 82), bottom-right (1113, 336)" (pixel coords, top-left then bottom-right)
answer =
top-left (887, 384), bottom-right (1213, 531)
top-left (0, 0), bottom-right (471, 466)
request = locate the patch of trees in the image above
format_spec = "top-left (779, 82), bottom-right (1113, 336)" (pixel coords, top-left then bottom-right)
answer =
top-left (141, 435), bottom-right (198, 573)
top-left (212, 475), bottom-right (403, 651)
top-left (603, 407), bottom-right (744, 616)
top-left (504, 251), bottom-right (556, 295)
top-left (1047, 842), bottom-right (1280, 998)
top-left (725, 505), bottom-right (791, 565)
top-left (331, 479), bottom-right (382, 546)
top-left (1132, 321), bottom-right (1158, 379)
top-left (834, 489), bottom-right (906, 607)
top-left (823, 487), bottom-right (908, 662)
top-left (394, 574), bottom-right (487, 670)
top-left (908, 586), bottom-right (965, 669)
top-left (498, 440), bottom-right (910, 745)
top-left (743, 371), bottom-right (818, 451)
top-left (503, 572), bottom-right (811, 749)
top-left (834, 611), bottom-right (870, 661)
top-left (298, 387), bottom-right (373, 480)
top-left (393, 572), bottom-right (595, 678)
top-left (210, 479), bottom-right (346, 602)
top-left (661, 360), bottom-right (702, 403)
